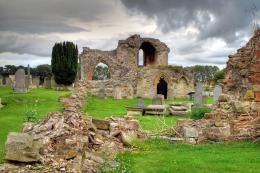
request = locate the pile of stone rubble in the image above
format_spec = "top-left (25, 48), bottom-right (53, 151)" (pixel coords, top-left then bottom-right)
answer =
top-left (0, 81), bottom-right (141, 173)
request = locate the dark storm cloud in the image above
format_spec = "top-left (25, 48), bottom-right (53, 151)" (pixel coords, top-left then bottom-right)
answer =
top-left (120, 0), bottom-right (260, 43)
top-left (0, 0), bottom-right (114, 34)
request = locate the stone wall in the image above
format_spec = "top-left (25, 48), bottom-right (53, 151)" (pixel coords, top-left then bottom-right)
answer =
top-left (80, 35), bottom-right (194, 99)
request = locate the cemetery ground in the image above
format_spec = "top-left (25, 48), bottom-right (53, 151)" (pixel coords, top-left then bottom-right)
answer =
top-left (0, 88), bottom-right (260, 173)
top-left (0, 86), bottom-right (70, 163)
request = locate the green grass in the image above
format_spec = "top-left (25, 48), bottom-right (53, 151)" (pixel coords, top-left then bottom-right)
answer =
top-left (83, 96), bottom-right (197, 131)
top-left (106, 139), bottom-right (260, 173)
top-left (0, 86), bottom-right (70, 163)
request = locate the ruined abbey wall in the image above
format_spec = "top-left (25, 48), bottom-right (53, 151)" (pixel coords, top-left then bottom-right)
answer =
top-left (80, 35), bottom-right (194, 99)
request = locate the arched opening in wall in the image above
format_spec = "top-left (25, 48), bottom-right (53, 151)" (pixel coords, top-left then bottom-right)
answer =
top-left (139, 42), bottom-right (155, 66)
top-left (157, 77), bottom-right (168, 99)
top-left (92, 63), bottom-right (110, 80)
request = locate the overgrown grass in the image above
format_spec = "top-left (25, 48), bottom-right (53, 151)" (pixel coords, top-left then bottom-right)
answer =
top-left (0, 86), bottom-right (70, 163)
top-left (105, 139), bottom-right (260, 173)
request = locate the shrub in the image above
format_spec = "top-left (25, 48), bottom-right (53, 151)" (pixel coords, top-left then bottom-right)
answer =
top-left (190, 106), bottom-right (212, 120)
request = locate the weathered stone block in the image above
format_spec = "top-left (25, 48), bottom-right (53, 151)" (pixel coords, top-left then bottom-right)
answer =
top-left (92, 119), bottom-right (110, 130)
top-left (232, 101), bottom-right (251, 113)
top-left (4, 132), bottom-right (40, 162)
top-left (183, 127), bottom-right (199, 138)
top-left (251, 101), bottom-right (260, 111)
top-left (255, 92), bottom-right (260, 102)
top-left (253, 85), bottom-right (260, 92)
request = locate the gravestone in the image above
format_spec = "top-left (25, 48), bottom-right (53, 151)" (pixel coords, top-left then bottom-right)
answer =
top-left (98, 81), bottom-right (105, 99)
top-left (32, 76), bottom-right (40, 88)
top-left (114, 86), bottom-right (122, 99)
top-left (14, 68), bottom-right (27, 93)
top-left (152, 94), bottom-right (164, 105)
top-left (5, 77), bottom-right (12, 87)
top-left (44, 77), bottom-right (51, 89)
top-left (25, 75), bottom-right (32, 89)
top-left (202, 95), bottom-right (208, 105)
top-left (51, 76), bottom-right (57, 88)
top-left (0, 75), bottom-right (3, 85)
top-left (194, 82), bottom-right (203, 107)
top-left (137, 98), bottom-right (145, 108)
top-left (213, 85), bottom-right (222, 103)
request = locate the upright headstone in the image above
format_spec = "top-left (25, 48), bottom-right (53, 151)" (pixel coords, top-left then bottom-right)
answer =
top-left (213, 85), bottom-right (222, 103)
top-left (202, 95), bottom-right (208, 105)
top-left (32, 76), bottom-right (40, 88)
top-left (137, 98), bottom-right (145, 108)
top-left (194, 82), bottom-right (203, 107)
top-left (44, 77), bottom-right (51, 89)
top-left (5, 77), bottom-right (12, 87)
top-left (0, 75), bottom-right (3, 85)
top-left (152, 94), bottom-right (164, 105)
top-left (51, 76), bottom-right (57, 88)
top-left (114, 86), bottom-right (122, 99)
top-left (14, 68), bottom-right (27, 93)
top-left (98, 81), bottom-right (105, 99)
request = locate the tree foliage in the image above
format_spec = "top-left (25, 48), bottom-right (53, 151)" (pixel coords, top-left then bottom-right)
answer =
top-left (93, 64), bottom-right (109, 80)
top-left (51, 41), bottom-right (78, 85)
top-left (213, 68), bottom-right (225, 81)
top-left (193, 65), bottom-right (219, 82)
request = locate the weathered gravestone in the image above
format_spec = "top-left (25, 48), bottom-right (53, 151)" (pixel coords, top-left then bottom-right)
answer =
top-left (213, 85), bottom-right (222, 103)
top-left (202, 95), bottom-right (208, 105)
top-left (32, 76), bottom-right (40, 88)
top-left (14, 69), bottom-right (27, 93)
top-left (0, 75), bottom-right (3, 85)
top-left (98, 81), bottom-right (105, 98)
top-left (44, 77), bottom-right (51, 89)
top-left (5, 77), bottom-right (12, 87)
top-left (137, 98), bottom-right (145, 108)
top-left (152, 94), bottom-right (164, 105)
top-left (194, 82), bottom-right (203, 107)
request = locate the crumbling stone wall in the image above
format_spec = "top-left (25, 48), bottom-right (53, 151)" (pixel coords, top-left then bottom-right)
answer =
top-left (80, 35), bottom-right (194, 99)
top-left (223, 29), bottom-right (260, 101)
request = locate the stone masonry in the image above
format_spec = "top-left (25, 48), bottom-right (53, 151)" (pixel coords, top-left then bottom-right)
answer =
top-left (80, 35), bottom-right (194, 99)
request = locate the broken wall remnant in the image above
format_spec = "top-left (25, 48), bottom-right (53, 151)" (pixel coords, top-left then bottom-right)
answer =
top-left (80, 35), bottom-right (194, 99)
top-left (175, 29), bottom-right (260, 143)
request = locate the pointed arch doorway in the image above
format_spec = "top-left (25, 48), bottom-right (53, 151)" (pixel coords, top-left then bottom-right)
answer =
top-left (157, 78), bottom-right (168, 99)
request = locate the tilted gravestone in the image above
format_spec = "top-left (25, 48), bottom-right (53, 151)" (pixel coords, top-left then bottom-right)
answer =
top-left (98, 81), bottom-right (105, 99)
top-left (152, 94), bottom-right (164, 105)
top-left (194, 82), bottom-right (203, 107)
top-left (14, 69), bottom-right (27, 93)
top-left (213, 85), bottom-right (222, 103)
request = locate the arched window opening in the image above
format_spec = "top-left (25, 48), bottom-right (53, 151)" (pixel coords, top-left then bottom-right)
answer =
top-left (157, 77), bottom-right (168, 99)
top-left (92, 63), bottom-right (110, 80)
top-left (139, 42), bottom-right (155, 66)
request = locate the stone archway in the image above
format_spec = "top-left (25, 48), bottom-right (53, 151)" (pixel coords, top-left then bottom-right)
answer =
top-left (157, 77), bottom-right (168, 99)
top-left (139, 42), bottom-right (156, 66)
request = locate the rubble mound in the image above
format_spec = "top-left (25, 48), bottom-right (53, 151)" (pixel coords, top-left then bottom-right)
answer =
top-left (0, 82), bottom-right (141, 173)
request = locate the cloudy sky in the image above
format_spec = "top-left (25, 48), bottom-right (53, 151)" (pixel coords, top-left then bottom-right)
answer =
top-left (0, 0), bottom-right (259, 68)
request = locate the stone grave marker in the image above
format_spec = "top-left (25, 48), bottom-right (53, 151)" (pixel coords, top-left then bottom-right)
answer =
top-left (32, 76), bottom-right (40, 88)
top-left (14, 68), bottom-right (27, 93)
top-left (0, 75), bottom-right (3, 85)
top-left (5, 77), bottom-right (12, 87)
top-left (44, 77), bottom-right (51, 89)
top-left (152, 94), bottom-right (164, 105)
top-left (0, 98), bottom-right (3, 109)
top-left (137, 98), bottom-right (145, 108)
top-left (202, 95), bottom-right (208, 105)
top-left (194, 82), bottom-right (203, 107)
top-left (98, 81), bottom-right (105, 98)
top-left (213, 85), bottom-right (222, 103)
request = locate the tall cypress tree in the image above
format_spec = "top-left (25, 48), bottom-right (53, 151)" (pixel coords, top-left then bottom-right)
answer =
top-left (51, 41), bottom-right (78, 85)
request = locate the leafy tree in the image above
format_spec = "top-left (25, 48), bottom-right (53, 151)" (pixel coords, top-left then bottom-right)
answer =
top-left (214, 68), bottom-right (225, 81)
top-left (51, 41), bottom-right (78, 85)
top-left (36, 64), bottom-right (52, 83)
top-left (193, 65), bottom-right (219, 82)
top-left (3, 65), bottom-right (17, 75)
top-left (93, 65), bottom-right (109, 80)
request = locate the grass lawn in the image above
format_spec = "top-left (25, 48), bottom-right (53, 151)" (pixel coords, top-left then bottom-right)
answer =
top-left (0, 86), bottom-right (70, 163)
top-left (83, 96), bottom-right (211, 131)
top-left (108, 139), bottom-right (260, 173)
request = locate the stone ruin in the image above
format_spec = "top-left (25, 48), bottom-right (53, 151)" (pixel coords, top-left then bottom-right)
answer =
top-left (80, 35), bottom-right (194, 99)
top-left (175, 29), bottom-right (260, 143)
top-left (0, 81), bottom-right (142, 172)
